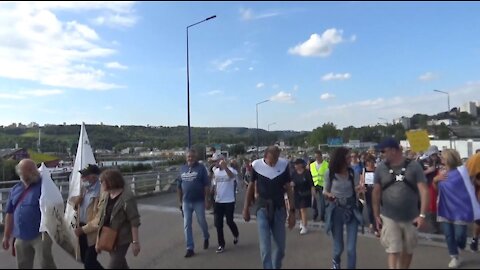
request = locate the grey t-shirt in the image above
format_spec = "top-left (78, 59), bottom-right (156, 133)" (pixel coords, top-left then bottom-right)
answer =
top-left (324, 169), bottom-right (360, 199)
top-left (374, 159), bottom-right (426, 222)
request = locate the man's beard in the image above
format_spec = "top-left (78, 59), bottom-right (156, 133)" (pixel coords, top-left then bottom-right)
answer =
top-left (22, 174), bottom-right (39, 184)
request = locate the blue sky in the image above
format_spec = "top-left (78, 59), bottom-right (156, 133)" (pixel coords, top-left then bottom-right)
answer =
top-left (0, 1), bottom-right (479, 131)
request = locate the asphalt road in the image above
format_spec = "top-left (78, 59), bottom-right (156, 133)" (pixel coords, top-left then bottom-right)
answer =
top-left (1, 189), bottom-right (480, 269)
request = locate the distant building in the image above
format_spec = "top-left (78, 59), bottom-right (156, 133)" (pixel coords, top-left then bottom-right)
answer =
top-left (461, 101), bottom-right (478, 117)
top-left (393, 117), bottom-right (411, 129)
top-left (95, 149), bottom-right (113, 155)
top-left (0, 148), bottom-right (30, 161)
top-left (427, 119), bottom-right (454, 126)
top-left (27, 122), bottom-right (39, 128)
top-left (120, 148), bottom-right (131, 155)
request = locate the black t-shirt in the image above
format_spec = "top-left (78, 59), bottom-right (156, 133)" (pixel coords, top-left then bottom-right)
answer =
top-left (104, 194), bottom-right (121, 227)
top-left (251, 158), bottom-right (290, 208)
top-left (292, 171), bottom-right (313, 196)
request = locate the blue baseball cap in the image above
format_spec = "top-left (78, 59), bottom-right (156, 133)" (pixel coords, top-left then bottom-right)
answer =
top-left (377, 138), bottom-right (400, 151)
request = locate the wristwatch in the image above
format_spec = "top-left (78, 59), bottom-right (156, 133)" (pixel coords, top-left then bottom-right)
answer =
top-left (419, 213), bottom-right (426, 218)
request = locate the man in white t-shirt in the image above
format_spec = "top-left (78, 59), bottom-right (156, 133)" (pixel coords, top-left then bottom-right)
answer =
top-left (211, 153), bottom-right (239, 253)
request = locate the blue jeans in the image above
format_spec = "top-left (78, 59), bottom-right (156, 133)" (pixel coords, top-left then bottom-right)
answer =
top-left (314, 187), bottom-right (326, 221)
top-left (441, 222), bottom-right (467, 256)
top-left (331, 206), bottom-right (358, 269)
top-left (183, 200), bottom-right (210, 250)
top-left (257, 208), bottom-right (286, 269)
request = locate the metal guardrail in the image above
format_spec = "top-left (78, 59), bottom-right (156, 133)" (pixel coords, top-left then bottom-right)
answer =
top-left (0, 171), bottom-right (178, 224)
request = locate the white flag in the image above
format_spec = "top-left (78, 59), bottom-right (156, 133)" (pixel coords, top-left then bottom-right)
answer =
top-left (38, 163), bottom-right (77, 259)
top-left (64, 122), bottom-right (97, 261)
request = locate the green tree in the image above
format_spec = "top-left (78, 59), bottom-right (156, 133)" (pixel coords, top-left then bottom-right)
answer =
top-left (437, 123), bottom-right (450, 139)
top-left (309, 123), bottom-right (339, 146)
top-left (458, 112), bottom-right (475, 125)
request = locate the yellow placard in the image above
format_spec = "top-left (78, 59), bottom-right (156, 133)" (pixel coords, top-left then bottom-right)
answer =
top-left (405, 129), bottom-right (431, 153)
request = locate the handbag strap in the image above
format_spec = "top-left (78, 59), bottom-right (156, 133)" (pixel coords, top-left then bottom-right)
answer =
top-left (13, 185), bottom-right (32, 212)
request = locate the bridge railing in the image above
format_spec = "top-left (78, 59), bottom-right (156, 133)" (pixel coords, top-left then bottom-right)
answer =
top-left (0, 171), bottom-right (179, 225)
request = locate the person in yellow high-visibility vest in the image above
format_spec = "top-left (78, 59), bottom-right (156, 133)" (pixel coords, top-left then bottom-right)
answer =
top-left (310, 150), bottom-right (329, 221)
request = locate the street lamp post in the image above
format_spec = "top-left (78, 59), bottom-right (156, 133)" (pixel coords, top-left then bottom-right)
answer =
top-left (187, 15), bottom-right (216, 149)
top-left (433, 89), bottom-right (452, 148)
top-left (378, 117), bottom-right (388, 137)
top-left (256, 99), bottom-right (270, 155)
top-left (268, 122), bottom-right (277, 131)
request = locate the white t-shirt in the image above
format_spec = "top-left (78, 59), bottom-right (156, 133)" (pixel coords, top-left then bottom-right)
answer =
top-left (364, 172), bottom-right (375, 185)
top-left (213, 167), bottom-right (238, 203)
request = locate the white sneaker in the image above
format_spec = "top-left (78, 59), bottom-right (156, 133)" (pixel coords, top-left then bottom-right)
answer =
top-left (300, 226), bottom-right (308, 235)
top-left (448, 257), bottom-right (461, 268)
top-left (299, 223), bottom-right (304, 231)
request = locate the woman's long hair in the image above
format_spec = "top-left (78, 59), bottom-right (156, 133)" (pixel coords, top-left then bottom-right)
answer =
top-left (329, 147), bottom-right (350, 175)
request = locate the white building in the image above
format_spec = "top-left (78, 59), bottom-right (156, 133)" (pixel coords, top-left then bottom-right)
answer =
top-left (400, 139), bottom-right (480, 159)
top-left (393, 117), bottom-right (411, 129)
top-left (427, 119), bottom-right (453, 126)
top-left (27, 122), bottom-right (39, 128)
top-left (461, 101), bottom-right (478, 117)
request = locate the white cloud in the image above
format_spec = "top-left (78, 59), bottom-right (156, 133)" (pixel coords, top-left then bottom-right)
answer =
top-left (272, 84), bottom-right (280, 89)
top-left (104, 105), bottom-right (113, 110)
top-left (20, 89), bottom-right (63, 97)
top-left (301, 81), bottom-right (480, 129)
top-left (320, 93), bottom-right (335, 100)
top-left (249, 67), bottom-right (254, 71)
top-left (418, 72), bottom-right (438, 81)
top-left (0, 93), bottom-right (25, 100)
top-left (239, 8), bottom-right (280, 21)
top-left (293, 85), bottom-right (299, 91)
top-left (321, 72), bottom-right (351, 81)
top-left (25, 1), bottom-right (138, 28)
top-left (214, 58), bottom-right (243, 71)
top-left (0, 89), bottom-right (63, 99)
top-left (206, 90), bottom-right (223, 96)
top-left (288, 28), bottom-right (348, 57)
top-left (350, 35), bottom-right (357, 42)
top-left (93, 13), bottom-right (137, 28)
top-left (0, 2), bottom-right (135, 91)
top-left (105, 61), bottom-right (128, 70)
top-left (270, 91), bottom-right (294, 103)
top-left (256, 83), bottom-right (265, 88)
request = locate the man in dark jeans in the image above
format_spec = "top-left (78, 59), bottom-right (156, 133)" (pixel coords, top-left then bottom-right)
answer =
top-left (211, 153), bottom-right (239, 253)
top-left (310, 150), bottom-right (329, 222)
top-left (73, 164), bottom-right (103, 269)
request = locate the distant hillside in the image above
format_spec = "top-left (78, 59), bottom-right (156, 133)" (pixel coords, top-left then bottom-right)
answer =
top-left (0, 125), bottom-right (306, 154)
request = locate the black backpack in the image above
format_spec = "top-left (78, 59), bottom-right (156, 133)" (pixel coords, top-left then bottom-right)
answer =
top-left (381, 159), bottom-right (420, 210)
top-left (381, 159), bottom-right (417, 193)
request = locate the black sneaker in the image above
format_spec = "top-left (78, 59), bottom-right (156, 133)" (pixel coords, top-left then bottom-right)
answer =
top-left (233, 237), bottom-right (239, 245)
top-left (470, 238), bottom-right (478, 252)
top-left (204, 239), bottom-right (209, 250)
top-left (184, 249), bottom-right (194, 258)
top-left (216, 246), bottom-right (224, 253)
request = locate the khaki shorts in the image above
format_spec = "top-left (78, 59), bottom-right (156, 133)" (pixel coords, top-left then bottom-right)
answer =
top-left (380, 215), bottom-right (418, 254)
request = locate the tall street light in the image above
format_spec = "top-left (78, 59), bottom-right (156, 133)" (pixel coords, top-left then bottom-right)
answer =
top-left (256, 99), bottom-right (270, 155)
top-left (433, 89), bottom-right (451, 113)
top-left (186, 15), bottom-right (216, 149)
top-left (433, 89), bottom-right (452, 148)
top-left (378, 117), bottom-right (389, 125)
top-left (268, 122), bottom-right (277, 131)
top-left (378, 117), bottom-right (389, 137)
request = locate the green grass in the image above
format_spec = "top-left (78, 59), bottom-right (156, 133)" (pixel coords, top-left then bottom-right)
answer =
top-left (20, 131), bottom-right (39, 137)
top-left (27, 149), bottom-right (59, 163)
